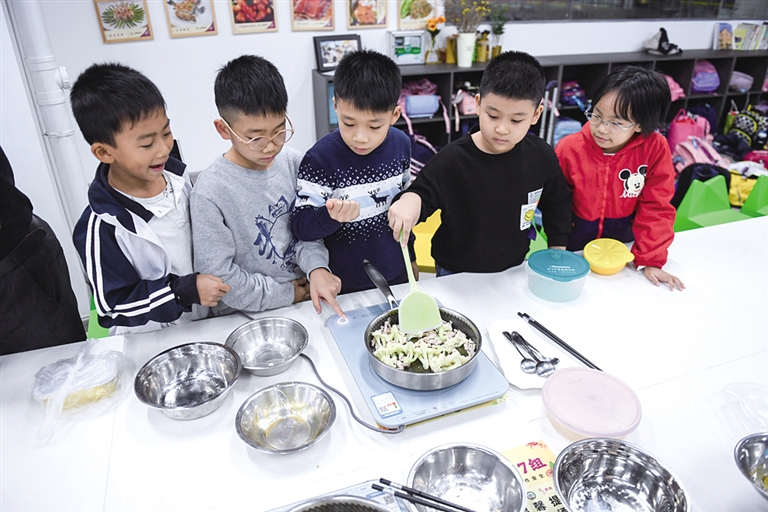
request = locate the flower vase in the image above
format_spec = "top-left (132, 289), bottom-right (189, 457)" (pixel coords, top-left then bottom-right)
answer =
top-left (445, 35), bottom-right (457, 64)
top-left (425, 36), bottom-right (440, 64)
top-left (491, 33), bottom-right (503, 58)
top-left (456, 32), bottom-right (476, 68)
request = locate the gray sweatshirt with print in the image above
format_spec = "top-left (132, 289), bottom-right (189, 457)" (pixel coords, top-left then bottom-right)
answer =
top-left (191, 148), bottom-right (329, 313)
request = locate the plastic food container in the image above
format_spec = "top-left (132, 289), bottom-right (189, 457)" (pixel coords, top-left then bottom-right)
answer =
top-left (526, 250), bottom-right (590, 302)
top-left (542, 367), bottom-right (642, 441)
top-left (583, 238), bottom-right (635, 275)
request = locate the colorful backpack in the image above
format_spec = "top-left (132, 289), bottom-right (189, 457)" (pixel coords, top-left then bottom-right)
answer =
top-left (672, 136), bottom-right (730, 176)
top-left (690, 60), bottom-right (720, 93)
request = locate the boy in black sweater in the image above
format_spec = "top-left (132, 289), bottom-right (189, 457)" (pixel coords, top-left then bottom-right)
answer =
top-left (388, 51), bottom-right (572, 275)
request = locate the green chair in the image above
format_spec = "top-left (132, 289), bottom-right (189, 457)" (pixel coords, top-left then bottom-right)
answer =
top-left (740, 175), bottom-right (768, 218)
top-left (674, 175), bottom-right (751, 232)
top-left (87, 295), bottom-right (110, 339)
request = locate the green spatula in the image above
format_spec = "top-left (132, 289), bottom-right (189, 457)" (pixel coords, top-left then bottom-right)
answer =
top-left (398, 231), bottom-right (443, 334)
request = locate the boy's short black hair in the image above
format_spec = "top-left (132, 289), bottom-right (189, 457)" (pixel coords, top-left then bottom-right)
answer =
top-left (479, 51), bottom-right (545, 105)
top-left (333, 49), bottom-right (401, 113)
top-left (591, 66), bottom-right (671, 136)
top-left (70, 63), bottom-right (165, 147)
top-left (214, 55), bottom-right (288, 120)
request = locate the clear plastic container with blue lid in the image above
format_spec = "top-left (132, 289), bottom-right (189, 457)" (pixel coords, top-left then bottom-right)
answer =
top-left (526, 249), bottom-right (590, 302)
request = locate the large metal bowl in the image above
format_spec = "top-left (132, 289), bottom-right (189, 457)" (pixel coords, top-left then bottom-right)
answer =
top-left (734, 432), bottom-right (768, 501)
top-left (288, 496), bottom-right (391, 512)
top-left (134, 342), bottom-right (242, 420)
top-left (554, 438), bottom-right (689, 512)
top-left (364, 307), bottom-right (482, 391)
top-left (406, 443), bottom-right (526, 512)
top-left (235, 381), bottom-right (335, 455)
top-left (225, 317), bottom-right (308, 376)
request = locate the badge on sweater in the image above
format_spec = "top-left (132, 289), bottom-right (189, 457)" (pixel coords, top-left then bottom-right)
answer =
top-left (520, 203), bottom-right (536, 230)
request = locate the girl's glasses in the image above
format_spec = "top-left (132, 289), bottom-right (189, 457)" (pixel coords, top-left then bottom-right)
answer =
top-left (584, 110), bottom-right (637, 132)
top-left (220, 116), bottom-right (294, 151)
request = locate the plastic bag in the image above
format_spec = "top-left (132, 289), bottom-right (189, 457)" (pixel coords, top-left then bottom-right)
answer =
top-left (33, 340), bottom-right (130, 440)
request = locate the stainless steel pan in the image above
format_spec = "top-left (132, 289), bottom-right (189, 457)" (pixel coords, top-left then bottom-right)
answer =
top-left (362, 260), bottom-right (482, 391)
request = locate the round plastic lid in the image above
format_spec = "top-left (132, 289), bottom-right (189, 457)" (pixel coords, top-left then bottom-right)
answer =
top-left (583, 238), bottom-right (635, 267)
top-left (527, 249), bottom-right (590, 282)
top-left (541, 367), bottom-right (642, 438)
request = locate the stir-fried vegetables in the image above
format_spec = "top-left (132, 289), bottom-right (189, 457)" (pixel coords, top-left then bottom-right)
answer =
top-left (370, 320), bottom-right (476, 373)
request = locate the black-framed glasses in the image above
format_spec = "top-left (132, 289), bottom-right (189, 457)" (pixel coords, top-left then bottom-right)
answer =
top-left (584, 110), bottom-right (637, 132)
top-left (220, 116), bottom-right (294, 151)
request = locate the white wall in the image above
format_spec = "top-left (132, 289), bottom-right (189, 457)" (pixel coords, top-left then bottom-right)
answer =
top-left (1, 0), bottom-right (762, 318)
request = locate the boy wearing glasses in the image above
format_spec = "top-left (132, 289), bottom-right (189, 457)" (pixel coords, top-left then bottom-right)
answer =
top-left (291, 49), bottom-right (415, 294)
top-left (191, 55), bottom-right (344, 316)
top-left (555, 66), bottom-right (684, 290)
top-left (71, 63), bottom-right (230, 334)
top-left (388, 52), bottom-right (572, 276)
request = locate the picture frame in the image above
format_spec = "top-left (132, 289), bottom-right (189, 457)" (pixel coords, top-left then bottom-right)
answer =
top-left (291, 0), bottom-right (333, 31)
top-left (228, 0), bottom-right (277, 35)
top-left (93, 0), bottom-right (153, 43)
top-left (163, 0), bottom-right (217, 38)
top-left (397, 0), bottom-right (434, 30)
top-left (347, 0), bottom-right (387, 29)
top-left (313, 34), bottom-right (361, 73)
top-left (388, 30), bottom-right (426, 65)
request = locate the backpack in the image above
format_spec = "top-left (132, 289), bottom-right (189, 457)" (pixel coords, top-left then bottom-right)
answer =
top-left (671, 163), bottom-right (731, 208)
top-left (726, 104), bottom-right (768, 150)
top-left (727, 161), bottom-right (768, 207)
top-left (408, 132), bottom-right (439, 181)
top-left (691, 60), bottom-right (720, 93)
top-left (672, 136), bottom-right (730, 176)
top-left (553, 117), bottom-right (582, 147)
top-left (560, 81), bottom-right (587, 111)
top-left (397, 78), bottom-right (450, 135)
top-left (666, 108), bottom-right (711, 152)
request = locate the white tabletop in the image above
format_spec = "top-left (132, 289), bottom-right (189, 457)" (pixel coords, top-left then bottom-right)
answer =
top-left (2, 217), bottom-right (767, 512)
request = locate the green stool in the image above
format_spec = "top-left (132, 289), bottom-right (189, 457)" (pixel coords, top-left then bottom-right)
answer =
top-left (87, 295), bottom-right (110, 339)
top-left (741, 175), bottom-right (768, 218)
top-left (674, 175), bottom-right (751, 232)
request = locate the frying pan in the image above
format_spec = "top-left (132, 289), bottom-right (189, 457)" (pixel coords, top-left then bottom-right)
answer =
top-left (362, 260), bottom-right (482, 391)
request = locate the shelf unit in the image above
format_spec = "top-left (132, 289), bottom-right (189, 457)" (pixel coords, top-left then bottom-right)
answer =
top-left (312, 49), bottom-right (768, 148)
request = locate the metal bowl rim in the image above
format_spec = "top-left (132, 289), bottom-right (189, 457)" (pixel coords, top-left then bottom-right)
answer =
top-left (406, 442), bottom-right (527, 512)
top-left (365, 306), bottom-right (483, 377)
top-left (224, 317), bottom-right (309, 371)
top-left (234, 380), bottom-right (337, 455)
top-left (553, 437), bottom-right (690, 508)
top-left (134, 341), bottom-right (242, 410)
top-left (733, 431), bottom-right (768, 499)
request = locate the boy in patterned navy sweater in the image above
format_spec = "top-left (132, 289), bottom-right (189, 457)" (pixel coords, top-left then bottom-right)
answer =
top-left (291, 49), bottom-right (415, 294)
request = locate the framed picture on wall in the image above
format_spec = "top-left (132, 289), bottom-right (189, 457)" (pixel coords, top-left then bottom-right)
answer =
top-left (291, 0), bottom-right (333, 31)
top-left (93, 0), bottom-right (153, 43)
top-left (228, 0), bottom-right (277, 34)
top-left (314, 34), bottom-right (361, 73)
top-left (397, 0), bottom-right (434, 30)
top-left (163, 0), bottom-right (217, 38)
top-left (347, 0), bottom-right (387, 29)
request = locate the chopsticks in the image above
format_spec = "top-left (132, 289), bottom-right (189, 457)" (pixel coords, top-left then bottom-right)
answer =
top-left (518, 312), bottom-right (602, 371)
top-left (373, 479), bottom-right (476, 512)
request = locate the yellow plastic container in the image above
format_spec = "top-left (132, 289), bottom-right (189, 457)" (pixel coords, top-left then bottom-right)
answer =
top-left (583, 238), bottom-right (634, 275)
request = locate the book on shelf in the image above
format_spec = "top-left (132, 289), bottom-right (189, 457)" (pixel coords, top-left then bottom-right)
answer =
top-left (758, 23), bottom-right (768, 50)
top-left (713, 22), bottom-right (733, 50)
top-left (734, 23), bottom-right (755, 50)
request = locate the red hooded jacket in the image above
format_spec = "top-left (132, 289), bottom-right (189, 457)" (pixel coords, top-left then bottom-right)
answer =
top-left (555, 123), bottom-right (676, 268)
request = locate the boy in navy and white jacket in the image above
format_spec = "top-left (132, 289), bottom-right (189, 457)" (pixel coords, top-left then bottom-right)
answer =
top-left (71, 63), bottom-right (230, 334)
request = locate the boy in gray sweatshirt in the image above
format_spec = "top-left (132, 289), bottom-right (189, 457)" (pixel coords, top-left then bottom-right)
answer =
top-left (191, 55), bottom-right (344, 317)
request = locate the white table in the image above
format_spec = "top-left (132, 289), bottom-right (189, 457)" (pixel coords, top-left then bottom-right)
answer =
top-left (2, 217), bottom-right (767, 512)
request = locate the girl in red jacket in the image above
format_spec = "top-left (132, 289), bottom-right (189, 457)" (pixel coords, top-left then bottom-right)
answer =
top-left (555, 66), bottom-right (685, 290)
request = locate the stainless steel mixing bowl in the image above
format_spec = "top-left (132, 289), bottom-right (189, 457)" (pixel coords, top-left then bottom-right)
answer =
top-left (134, 342), bottom-right (242, 420)
top-left (225, 317), bottom-right (308, 376)
top-left (288, 495), bottom-right (391, 512)
top-left (554, 438), bottom-right (689, 512)
top-left (407, 443), bottom-right (526, 512)
top-left (235, 381), bottom-right (335, 454)
top-left (734, 432), bottom-right (768, 501)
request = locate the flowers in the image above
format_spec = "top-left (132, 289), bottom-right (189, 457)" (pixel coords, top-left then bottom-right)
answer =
top-left (426, 15), bottom-right (446, 37)
top-left (490, 5), bottom-right (507, 35)
top-left (445, 0), bottom-right (490, 34)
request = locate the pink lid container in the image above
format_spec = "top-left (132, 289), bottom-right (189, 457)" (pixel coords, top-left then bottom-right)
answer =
top-left (542, 367), bottom-right (642, 439)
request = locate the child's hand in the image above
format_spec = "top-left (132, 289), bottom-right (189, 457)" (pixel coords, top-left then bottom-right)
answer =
top-left (388, 192), bottom-right (422, 246)
top-left (291, 277), bottom-right (311, 303)
top-left (308, 268), bottom-right (345, 318)
top-left (196, 274), bottom-right (231, 307)
top-left (326, 198), bottom-right (360, 223)
top-left (643, 266), bottom-right (685, 291)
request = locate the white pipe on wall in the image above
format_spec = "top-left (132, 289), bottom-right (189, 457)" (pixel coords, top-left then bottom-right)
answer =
top-left (3, 0), bottom-right (87, 232)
